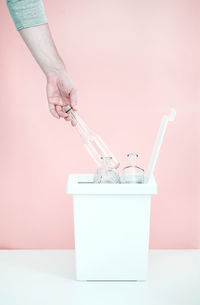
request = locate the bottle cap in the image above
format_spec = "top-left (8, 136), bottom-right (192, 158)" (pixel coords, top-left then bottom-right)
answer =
top-left (65, 105), bottom-right (72, 113)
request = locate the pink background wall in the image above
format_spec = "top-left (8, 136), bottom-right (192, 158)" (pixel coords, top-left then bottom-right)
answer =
top-left (0, 0), bottom-right (199, 249)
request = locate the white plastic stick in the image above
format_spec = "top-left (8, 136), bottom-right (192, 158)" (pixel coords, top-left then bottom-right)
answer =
top-left (145, 108), bottom-right (176, 183)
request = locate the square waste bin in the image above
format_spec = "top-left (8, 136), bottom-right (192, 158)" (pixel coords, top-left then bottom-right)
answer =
top-left (67, 174), bottom-right (157, 281)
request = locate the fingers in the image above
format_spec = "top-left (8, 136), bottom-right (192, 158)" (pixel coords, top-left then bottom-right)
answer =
top-left (64, 116), bottom-right (76, 126)
top-left (48, 104), bottom-right (76, 123)
top-left (48, 96), bottom-right (65, 106)
top-left (48, 96), bottom-right (69, 119)
top-left (48, 93), bottom-right (76, 111)
top-left (55, 105), bottom-right (69, 118)
top-left (48, 103), bottom-right (71, 120)
top-left (69, 88), bottom-right (78, 110)
top-left (71, 120), bottom-right (76, 126)
top-left (57, 79), bottom-right (78, 110)
top-left (49, 104), bottom-right (60, 119)
top-left (61, 96), bottom-right (69, 106)
top-left (47, 79), bottom-right (65, 106)
top-left (47, 75), bottom-right (78, 120)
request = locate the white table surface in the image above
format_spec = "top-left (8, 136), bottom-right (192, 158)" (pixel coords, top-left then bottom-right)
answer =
top-left (0, 249), bottom-right (199, 305)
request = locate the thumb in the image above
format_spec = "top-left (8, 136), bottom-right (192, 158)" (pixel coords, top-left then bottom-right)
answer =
top-left (70, 88), bottom-right (78, 110)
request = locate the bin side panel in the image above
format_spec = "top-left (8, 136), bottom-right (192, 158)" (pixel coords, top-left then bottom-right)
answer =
top-left (73, 194), bottom-right (151, 280)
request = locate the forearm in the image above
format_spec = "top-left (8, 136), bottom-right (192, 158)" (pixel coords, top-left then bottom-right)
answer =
top-left (19, 24), bottom-right (65, 77)
top-left (7, 0), bottom-right (77, 119)
top-left (7, 0), bottom-right (62, 76)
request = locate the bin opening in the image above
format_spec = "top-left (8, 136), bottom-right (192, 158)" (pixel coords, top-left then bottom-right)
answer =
top-left (78, 181), bottom-right (94, 184)
top-left (77, 174), bottom-right (150, 184)
top-left (68, 174), bottom-right (157, 196)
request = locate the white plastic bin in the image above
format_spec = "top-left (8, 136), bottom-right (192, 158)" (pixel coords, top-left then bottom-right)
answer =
top-left (67, 174), bottom-right (157, 281)
top-left (67, 109), bottom-right (175, 281)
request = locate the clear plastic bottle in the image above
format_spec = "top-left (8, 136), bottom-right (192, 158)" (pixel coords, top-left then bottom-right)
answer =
top-left (120, 153), bottom-right (144, 183)
top-left (65, 105), bottom-right (120, 169)
top-left (94, 156), bottom-right (120, 183)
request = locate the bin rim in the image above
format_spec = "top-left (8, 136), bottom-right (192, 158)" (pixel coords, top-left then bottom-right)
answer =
top-left (67, 174), bottom-right (157, 195)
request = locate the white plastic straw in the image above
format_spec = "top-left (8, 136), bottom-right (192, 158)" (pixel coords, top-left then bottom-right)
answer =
top-left (145, 108), bottom-right (176, 183)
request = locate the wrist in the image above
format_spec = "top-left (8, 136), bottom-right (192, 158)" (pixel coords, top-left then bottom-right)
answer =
top-left (43, 53), bottom-right (66, 77)
top-left (45, 63), bottom-right (66, 78)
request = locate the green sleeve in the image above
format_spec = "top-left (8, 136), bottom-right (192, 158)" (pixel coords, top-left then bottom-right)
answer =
top-left (7, 0), bottom-right (48, 31)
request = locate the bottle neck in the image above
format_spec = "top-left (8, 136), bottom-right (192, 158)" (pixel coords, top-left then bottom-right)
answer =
top-left (66, 106), bottom-right (92, 138)
top-left (127, 153), bottom-right (138, 166)
top-left (101, 157), bottom-right (113, 169)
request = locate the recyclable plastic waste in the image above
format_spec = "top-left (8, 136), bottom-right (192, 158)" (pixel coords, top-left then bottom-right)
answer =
top-left (65, 106), bottom-right (176, 184)
top-left (65, 105), bottom-right (119, 170)
top-left (120, 153), bottom-right (144, 183)
top-left (94, 156), bottom-right (120, 183)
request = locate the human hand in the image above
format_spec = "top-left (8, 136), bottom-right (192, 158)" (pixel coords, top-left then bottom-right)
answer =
top-left (46, 70), bottom-right (77, 123)
top-left (19, 25), bottom-right (77, 123)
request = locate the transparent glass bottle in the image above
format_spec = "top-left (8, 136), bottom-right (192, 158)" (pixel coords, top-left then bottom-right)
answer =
top-left (94, 156), bottom-right (120, 183)
top-left (65, 106), bottom-right (120, 169)
top-left (120, 153), bottom-right (144, 183)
